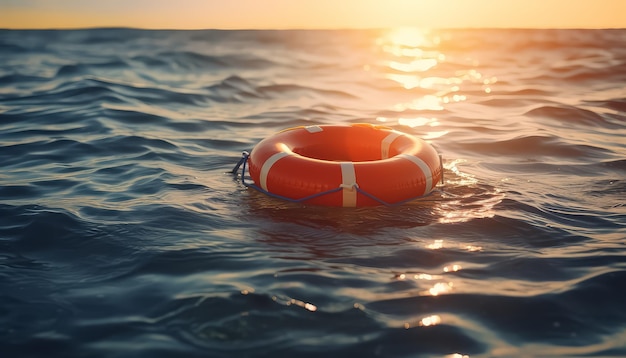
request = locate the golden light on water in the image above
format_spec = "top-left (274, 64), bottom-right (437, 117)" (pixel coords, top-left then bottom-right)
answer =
top-left (447, 354), bottom-right (470, 358)
top-left (381, 27), bottom-right (446, 96)
top-left (427, 239), bottom-right (444, 250)
top-left (246, 289), bottom-right (318, 312)
top-left (392, 95), bottom-right (444, 111)
top-left (398, 117), bottom-right (438, 128)
top-left (428, 282), bottom-right (453, 296)
top-left (425, 240), bottom-right (480, 255)
top-left (465, 245), bottom-right (483, 252)
top-left (389, 59), bottom-right (438, 73)
top-left (385, 74), bottom-right (422, 90)
top-left (393, 262), bottom-right (465, 297)
top-left (429, 159), bottom-right (505, 224)
top-left (383, 27), bottom-right (436, 48)
top-left (377, 115), bottom-right (448, 139)
top-left (376, 27), bottom-right (469, 143)
top-left (415, 273), bottom-right (435, 280)
top-left (445, 159), bottom-right (477, 186)
top-left (287, 298), bottom-right (318, 312)
top-left (436, 192), bottom-right (504, 224)
top-left (443, 264), bottom-right (462, 273)
top-left (419, 314), bottom-right (442, 326)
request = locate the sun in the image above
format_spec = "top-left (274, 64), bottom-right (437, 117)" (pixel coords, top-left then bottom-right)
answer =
top-left (387, 27), bottom-right (431, 47)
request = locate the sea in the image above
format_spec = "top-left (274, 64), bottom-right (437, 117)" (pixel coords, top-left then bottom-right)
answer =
top-left (1, 28), bottom-right (625, 357)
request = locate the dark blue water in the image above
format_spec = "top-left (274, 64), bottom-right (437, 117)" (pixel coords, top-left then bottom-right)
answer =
top-left (1, 28), bottom-right (625, 357)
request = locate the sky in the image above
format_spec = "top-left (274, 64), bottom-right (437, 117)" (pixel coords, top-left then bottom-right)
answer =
top-left (1, 0), bottom-right (625, 30)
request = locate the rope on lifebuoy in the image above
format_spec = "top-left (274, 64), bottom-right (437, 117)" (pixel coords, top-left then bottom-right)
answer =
top-left (232, 151), bottom-right (445, 206)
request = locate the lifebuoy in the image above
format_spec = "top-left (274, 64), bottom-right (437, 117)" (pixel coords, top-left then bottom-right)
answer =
top-left (247, 123), bottom-right (442, 207)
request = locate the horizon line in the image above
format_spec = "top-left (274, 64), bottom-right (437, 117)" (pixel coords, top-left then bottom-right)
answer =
top-left (2, 25), bottom-right (625, 31)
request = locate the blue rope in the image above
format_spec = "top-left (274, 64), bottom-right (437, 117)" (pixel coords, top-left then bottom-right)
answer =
top-left (230, 151), bottom-right (249, 174)
top-left (232, 151), bottom-right (443, 207)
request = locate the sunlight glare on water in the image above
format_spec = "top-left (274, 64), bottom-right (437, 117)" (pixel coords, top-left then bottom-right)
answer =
top-left (381, 27), bottom-right (439, 48)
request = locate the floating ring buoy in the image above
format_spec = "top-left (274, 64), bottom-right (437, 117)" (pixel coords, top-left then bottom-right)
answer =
top-left (247, 123), bottom-right (442, 207)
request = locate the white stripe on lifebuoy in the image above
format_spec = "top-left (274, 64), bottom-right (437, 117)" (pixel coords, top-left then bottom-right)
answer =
top-left (305, 125), bottom-right (323, 133)
top-left (340, 162), bottom-right (357, 207)
top-left (260, 152), bottom-right (289, 191)
top-left (397, 154), bottom-right (433, 195)
top-left (381, 131), bottom-right (402, 159)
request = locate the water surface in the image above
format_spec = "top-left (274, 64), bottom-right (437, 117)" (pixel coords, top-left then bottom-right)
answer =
top-left (1, 28), bottom-right (625, 357)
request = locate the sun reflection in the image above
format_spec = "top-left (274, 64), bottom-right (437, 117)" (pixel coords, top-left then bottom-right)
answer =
top-left (428, 282), bottom-right (453, 296)
top-left (420, 76), bottom-right (462, 89)
top-left (423, 130), bottom-right (449, 140)
top-left (385, 73), bottom-right (421, 89)
top-left (386, 47), bottom-right (424, 57)
top-left (393, 95), bottom-right (443, 111)
top-left (465, 245), bottom-right (483, 252)
top-left (442, 93), bottom-right (467, 103)
top-left (287, 298), bottom-right (317, 312)
top-left (437, 191), bottom-right (504, 224)
top-left (443, 264), bottom-right (462, 272)
top-left (414, 273), bottom-right (435, 280)
top-left (427, 239), bottom-right (444, 249)
top-left (420, 314), bottom-right (442, 326)
top-left (389, 58), bottom-right (438, 73)
top-left (434, 158), bottom-right (506, 223)
top-left (383, 27), bottom-right (435, 48)
top-left (444, 159), bottom-right (478, 186)
top-left (398, 116), bottom-right (438, 128)
top-left (392, 270), bottom-right (455, 297)
top-left (377, 27), bottom-right (496, 128)
top-left (385, 74), bottom-right (466, 92)
top-left (378, 115), bottom-right (448, 139)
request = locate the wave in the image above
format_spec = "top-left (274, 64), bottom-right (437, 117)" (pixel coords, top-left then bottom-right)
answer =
top-left (55, 60), bottom-right (130, 77)
top-left (133, 51), bottom-right (279, 72)
top-left (450, 134), bottom-right (611, 159)
top-left (525, 104), bottom-right (625, 129)
top-left (203, 75), bottom-right (358, 103)
top-left (0, 73), bottom-right (49, 86)
top-left (0, 78), bottom-right (126, 105)
top-left (585, 98), bottom-right (626, 113)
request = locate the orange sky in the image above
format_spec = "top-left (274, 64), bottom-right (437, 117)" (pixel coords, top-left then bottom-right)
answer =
top-left (1, 0), bottom-right (625, 29)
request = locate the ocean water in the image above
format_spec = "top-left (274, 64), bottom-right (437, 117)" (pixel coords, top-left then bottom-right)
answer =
top-left (1, 28), bottom-right (625, 357)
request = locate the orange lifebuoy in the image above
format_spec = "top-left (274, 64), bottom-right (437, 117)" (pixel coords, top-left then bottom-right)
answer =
top-left (247, 123), bottom-right (442, 207)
